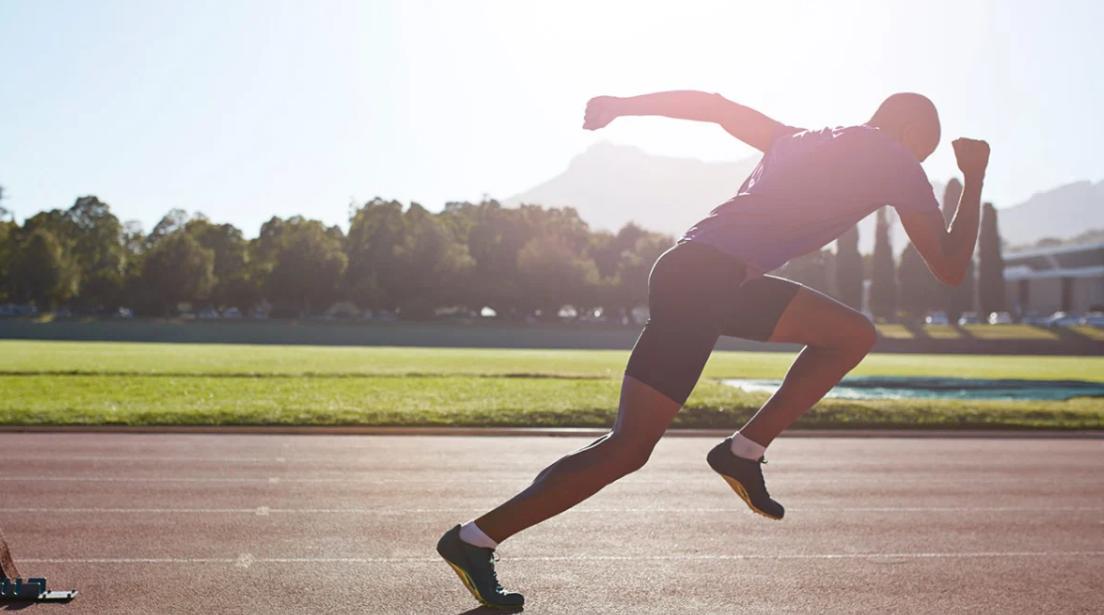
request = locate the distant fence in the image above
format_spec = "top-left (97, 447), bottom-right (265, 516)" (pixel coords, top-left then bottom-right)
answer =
top-left (0, 319), bottom-right (1099, 355)
top-left (0, 318), bottom-right (794, 351)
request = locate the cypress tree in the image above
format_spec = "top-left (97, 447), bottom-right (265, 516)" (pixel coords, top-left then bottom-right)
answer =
top-left (977, 202), bottom-right (1006, 316)
top-left (868, 207), bottom-right (897, 322)
top-left (897, 241), bottom-right (940, 320)
top-left (834, 224), bottom-right (863, 310)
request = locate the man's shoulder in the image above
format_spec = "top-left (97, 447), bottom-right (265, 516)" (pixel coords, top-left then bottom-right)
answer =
top-left (781, 124), bottom-right (882, 146)
top-left (832, 125), bottom-right (919, 162)
top-left (833, 124), bottom-right (887, 141)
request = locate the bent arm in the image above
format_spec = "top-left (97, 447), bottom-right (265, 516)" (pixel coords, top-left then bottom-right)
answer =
top-left (614, 90), bottom-right (791, 153)
top-left (899, 173), bottom-right (984, 286)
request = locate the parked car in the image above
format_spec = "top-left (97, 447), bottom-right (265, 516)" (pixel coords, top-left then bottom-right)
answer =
top-left (988, 311), bottom-right (1014, 325)
top-left (957, 312), bottom-right (980, 325)
top-left (1079, 312), bottom-right (1104, 327)
top-left (0, 303), bottom-right (36, 317)
top-left (1021, 313), bottom-right (1050, 326)
top-left (197, 307), bottom-right (220, 320)
top-left (221, 307), bottom-right (242, 319)
top-left (1044, 311), bottom-right (1081, 327)
top-left (924, 311), bottom-right (949, 325)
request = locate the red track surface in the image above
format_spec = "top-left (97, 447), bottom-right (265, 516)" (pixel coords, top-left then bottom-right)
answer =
top-left (1, 433), bottom-right (1101, 614)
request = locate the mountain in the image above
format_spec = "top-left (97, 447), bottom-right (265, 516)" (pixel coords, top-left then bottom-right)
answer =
top-left (997, 180), bottom-right (1104, 249)
top-left (504, 141), bottom-right (759, 240)
top-left (506, 141), bottom-right (1101, 255)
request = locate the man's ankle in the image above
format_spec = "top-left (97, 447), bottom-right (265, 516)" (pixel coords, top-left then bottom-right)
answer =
top-left (729, 432), bottom-right (767, 460)
top-left (459, 520), bottom-right (498, 550)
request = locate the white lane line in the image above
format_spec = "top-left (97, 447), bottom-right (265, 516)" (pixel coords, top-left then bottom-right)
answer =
top-left (2, 476), bottom-right (1102, 486)
top-left (0, 506), bottom-right (1100, 514)
top-left (19, 551), bottom-right (1104, 565)
top-left (0, 455), bottom-right (290, 464)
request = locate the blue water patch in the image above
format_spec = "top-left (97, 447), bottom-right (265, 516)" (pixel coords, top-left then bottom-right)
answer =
top-left (721, 376), bottom-right (1104, 401)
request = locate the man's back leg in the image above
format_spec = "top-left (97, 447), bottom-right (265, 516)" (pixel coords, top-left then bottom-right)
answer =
top-left (436, 374), bottom-right (681, 608)
top-left (472, 374), bottom-right (680, 543)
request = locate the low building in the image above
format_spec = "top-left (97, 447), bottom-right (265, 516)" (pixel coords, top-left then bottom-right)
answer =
top-left (1003, 241), bottom-right (1104, 315)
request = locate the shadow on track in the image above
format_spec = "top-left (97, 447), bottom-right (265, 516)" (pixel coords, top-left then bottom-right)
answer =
top-left (456, 606), bottom-right (523, 615)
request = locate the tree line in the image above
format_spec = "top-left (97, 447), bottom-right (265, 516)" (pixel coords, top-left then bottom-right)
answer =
top-left (0, 182), bottom-right (1005, 322)
top-left (865, 179), bottom-right (1007, 322)
top-left (0, 192), bottom-right (672, 320)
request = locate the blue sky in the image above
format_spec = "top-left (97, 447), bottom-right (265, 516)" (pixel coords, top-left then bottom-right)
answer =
top-left (1, 0), bottom-right (1101, 236)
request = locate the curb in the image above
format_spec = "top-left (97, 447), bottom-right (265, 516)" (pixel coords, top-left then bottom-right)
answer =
top-left (0, 425), bottom-right (1100, 439)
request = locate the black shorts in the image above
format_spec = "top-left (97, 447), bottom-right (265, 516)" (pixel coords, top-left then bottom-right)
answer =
top-left (624, 240), bottom-right (803, 405)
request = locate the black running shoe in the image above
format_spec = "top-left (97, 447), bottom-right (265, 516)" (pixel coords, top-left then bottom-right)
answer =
top-left (707, 438), bottom-right (785, 520)
top-left (436, 524), bottom-right (525, 610)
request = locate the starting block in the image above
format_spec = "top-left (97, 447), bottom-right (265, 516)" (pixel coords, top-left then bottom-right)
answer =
top-left (0, 577), bottom-right (78, 602)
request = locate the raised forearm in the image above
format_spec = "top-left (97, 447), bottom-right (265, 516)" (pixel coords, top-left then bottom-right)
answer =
top-left (944, 173), bottom-right (984, 280)
top-left (614, 90), bottom-right (730, 123)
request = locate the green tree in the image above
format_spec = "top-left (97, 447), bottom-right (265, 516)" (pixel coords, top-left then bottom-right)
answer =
top-left (584, 223), bottom-right (670, 319)
top-left (7, 228), bottom-right (79, 310)
top-left (148, 208), bottom-right (190, 246)
top-left (185, 217), bottom-right (257, 310)
top-left (0, 187), bottom-right (14, 302)
top-left (977, 202), bottom-right (1006, 316)
top-left (834, 224), bottom-right (863, 310)
top-left (65, 196), bottom-right (127, 312)
top-left (437, 200), bottom-right (547, 318)
top-left (343, 198), bottom-right (406, 311)
top-left (138, 231), bottom-right (215, 315)
top-left (456, 201), bottom-right (530, 317)
top-left (609, 229), bottom-right (671, 317)
top-left (896, 241), bottom-right (940, 321)
top-left (517, 235), bottom-right (600, 319)
top-left (12, 196), bottom-right (129, 312)
top-left (868, 207), bottom-right (897, 322)
top-left (940, 179), bottom-right (975, 320)
top-left (388, 203), bottom-right (473, 319)
top-left (20, 209), bottom-right (72, 244)
top-left (118, 220), bottom-right (147, 310)
top-left (263, 217), bottom-right (347, 317)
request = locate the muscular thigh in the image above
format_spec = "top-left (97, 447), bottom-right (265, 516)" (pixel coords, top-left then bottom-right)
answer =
top-left (719, 275), bottom-right (804, 341)
top-left (720, 276), bottom-right (873, 347)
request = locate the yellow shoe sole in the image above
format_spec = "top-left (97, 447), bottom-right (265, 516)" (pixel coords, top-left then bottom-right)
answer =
top-left (444, 559), bottom-right (522, 610)
top-left (444, 560), bottom-right (491, 607)
top-left (720, 475), bottom-right (783, 521)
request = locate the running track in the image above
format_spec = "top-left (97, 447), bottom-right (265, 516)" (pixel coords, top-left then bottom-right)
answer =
top-left (0, 433), bottom-right (1101, 614)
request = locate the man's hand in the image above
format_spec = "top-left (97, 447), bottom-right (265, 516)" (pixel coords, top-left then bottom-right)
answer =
top-left (583, 96), bottom-right (621, 130)
top-left (952, 138), bottom-right (990, 177)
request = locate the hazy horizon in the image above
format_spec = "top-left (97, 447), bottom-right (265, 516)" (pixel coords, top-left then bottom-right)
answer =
top-left (2, 0), bottom-right (1102, 237)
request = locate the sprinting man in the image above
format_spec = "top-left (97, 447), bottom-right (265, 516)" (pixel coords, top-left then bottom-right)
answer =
top-left (437, 90), bottom-right (990, 609)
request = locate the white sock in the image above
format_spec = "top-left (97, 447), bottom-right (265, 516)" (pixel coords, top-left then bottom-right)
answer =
top-left (459, 520), bottom-right (498, 550)
top-left (729, 432), bottom-right (767, 460)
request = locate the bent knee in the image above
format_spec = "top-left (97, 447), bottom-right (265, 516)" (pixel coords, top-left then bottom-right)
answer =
top-left (818, 316), bottom-right (876, 358)
top-left (608, 438), bottom-right (656, 476)
top-left (623, 447), bottom-right (653, 474)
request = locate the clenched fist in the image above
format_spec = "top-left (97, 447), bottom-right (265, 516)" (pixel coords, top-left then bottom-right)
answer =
top-left (582, 96), bottom-right (621, 130)
top-left (952, 138), bottom-right (990, 176)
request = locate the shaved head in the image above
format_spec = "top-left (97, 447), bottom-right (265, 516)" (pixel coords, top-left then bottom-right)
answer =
top-left (869, 92), bottom-right (941, 161)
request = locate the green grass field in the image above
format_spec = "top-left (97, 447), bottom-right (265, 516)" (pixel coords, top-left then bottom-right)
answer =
top-left (1, 340), bottom-right (1102, 430)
